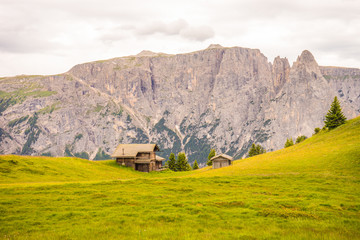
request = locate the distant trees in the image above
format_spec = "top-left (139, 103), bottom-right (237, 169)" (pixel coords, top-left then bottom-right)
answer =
top-left (168, 153), bottom-right (176, 171)
top-left (167, 152), bottom-right (191, 171)
top-left (176, 152), bottom-right (191, 171)
top-left (284, 138), bottom-right (294, 148)
top-left (207, 149), bottom-right (216, 166)
top-left (192, 160), bottom-right (199, 170)
top-left (324, 96), bottom-right (347, 130)
top-left (248, 143), bottom-right (266, 157)
top-left (313, 127), bottom-right (321, 135)
top-left (295, 135), bottom-right (307, 144)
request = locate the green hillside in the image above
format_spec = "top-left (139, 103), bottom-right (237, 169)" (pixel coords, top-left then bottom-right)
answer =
top-left (0, 117), bottom-right (359, 239)
top-left (0, 155), bottom-right (142, 184)
top-left (197, 115), bottom-right (360, 177)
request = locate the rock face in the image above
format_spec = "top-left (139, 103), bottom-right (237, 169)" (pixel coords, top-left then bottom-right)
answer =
top-left (0, 46), bottom-right (359, 164)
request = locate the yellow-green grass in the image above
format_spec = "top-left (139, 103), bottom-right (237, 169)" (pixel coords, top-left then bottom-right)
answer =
top-left (0, 117), bottom-right (359, 239)
top-left (197, 116), bottom-right (360, 178)
top-left (0, 156), bottom-right (143, 184)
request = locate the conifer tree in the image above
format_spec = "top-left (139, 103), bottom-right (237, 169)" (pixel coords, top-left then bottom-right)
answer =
top-left (284, 138), bottom-right (294, 148)
top-left (192, 160), bottom-right (199, 170)
top-left (248, 143), bottom-right (266, 157)
top-left (207, 149), bottom-right (216, 166)
top-left (176, 152), bottom-right (191, 171)
top-left (324, 96), bottom-right (347, 130)
top-left (168, 153), bottom-right (176, 171)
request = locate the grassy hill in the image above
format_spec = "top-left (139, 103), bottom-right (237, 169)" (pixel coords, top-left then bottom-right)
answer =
top-left (0, 155), bottom-right (144, 184)
top-left (0, 117), bottom-right (359, 239)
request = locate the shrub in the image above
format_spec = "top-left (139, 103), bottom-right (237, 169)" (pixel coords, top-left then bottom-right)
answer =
top-left (314, 127), bottom-right (321, 135)
top-left (284, 138), bottom-right (294, 148)
top-left (295, 135), bottom-right (307, 144)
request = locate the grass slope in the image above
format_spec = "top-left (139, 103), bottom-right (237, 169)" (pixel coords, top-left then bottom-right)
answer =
top-left (0, 156), bottom-right (142, 184)
top-left (0, 117), bottom-right (359, 239)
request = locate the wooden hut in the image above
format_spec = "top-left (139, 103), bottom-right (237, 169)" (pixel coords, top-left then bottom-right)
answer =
top-left (111, 144), bottom-right (165, 172)
top-left (211, 154), bottom-right (233, 169)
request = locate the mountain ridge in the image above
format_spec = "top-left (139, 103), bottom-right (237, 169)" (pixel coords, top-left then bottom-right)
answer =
top-left (0, 45), bottom-right (359, 164)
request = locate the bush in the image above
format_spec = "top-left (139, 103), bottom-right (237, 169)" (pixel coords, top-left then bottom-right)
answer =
top-left (295, 135), bottom-right (307, 144)
top-left (284, 138), bottom-right (294, 148)
top-left (314, 128), bottom-right (321, 135)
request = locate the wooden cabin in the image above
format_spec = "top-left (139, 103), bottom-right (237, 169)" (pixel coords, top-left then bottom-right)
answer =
top-left (211, 154), bottom-right (233, 169)
top-left (111, 144), bottom-right (165, 172)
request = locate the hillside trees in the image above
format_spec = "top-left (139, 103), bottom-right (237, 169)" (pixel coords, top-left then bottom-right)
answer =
top-left (284, 138), bottom-right (294, 148)
top-left (314, 127), bottom-right (321, 135)
top-left (192, 160), bottom-right (199, 170)
top-left (207, 149), bottom-right (216, 166)
top-left (295, 135), bottom-right (307, 144)
top-left (248, 143), bottom-right (266, 157)
top-left (324, 96), bottom-right (347, 130)
top-left (167, 152), bottom-right (191, 171)
top-left (176, 152), bottom-right (191, 171)
top-left (168, 153), bottom-right (176, 171)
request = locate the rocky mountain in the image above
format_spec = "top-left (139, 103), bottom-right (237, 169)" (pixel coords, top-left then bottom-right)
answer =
top-left (0, 45), bottom-right (359, 165)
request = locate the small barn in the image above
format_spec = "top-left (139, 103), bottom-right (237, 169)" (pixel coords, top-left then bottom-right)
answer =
top-left (211, 154), bottom-right (233, 169)
top-left (111, 144), bottom-right (165, 172)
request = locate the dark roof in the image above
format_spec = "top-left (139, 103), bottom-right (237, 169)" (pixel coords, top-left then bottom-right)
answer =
top-left (111, 144), bottom-right (160, 158)
top-left (210, 153), bottom-right (233, 161)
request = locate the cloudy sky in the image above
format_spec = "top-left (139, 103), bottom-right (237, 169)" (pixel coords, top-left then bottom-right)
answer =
top-left (1, 0), bottom-right (359, 77)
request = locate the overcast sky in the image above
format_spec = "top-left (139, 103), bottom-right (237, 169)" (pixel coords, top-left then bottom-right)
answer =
top-left (1, 0), bottom-right (359, 77)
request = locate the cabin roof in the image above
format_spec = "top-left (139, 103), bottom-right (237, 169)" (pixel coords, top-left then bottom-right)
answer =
top-left (155, 155), bottom-right (165, 161)
top-left (210, 153), bottom-right (233, 161)
top-left (111, 144), bottom-right (160, 158)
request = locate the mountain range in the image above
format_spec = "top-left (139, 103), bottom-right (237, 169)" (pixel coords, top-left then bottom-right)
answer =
top-left (0, 44), bottom-right (359, 164)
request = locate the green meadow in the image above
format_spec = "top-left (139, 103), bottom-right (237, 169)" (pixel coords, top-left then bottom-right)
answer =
top-left (0, 117), bottom-right (360, 239)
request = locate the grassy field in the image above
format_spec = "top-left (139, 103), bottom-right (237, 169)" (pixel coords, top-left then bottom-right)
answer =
top-left (0, 117), bottom-right (359, 239)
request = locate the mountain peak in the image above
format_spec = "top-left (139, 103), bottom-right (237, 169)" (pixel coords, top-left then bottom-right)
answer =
top-left (207, 44), bottom-right (223, 49)
top-left (297, 50), bottom-right (316, 64)
top-left (136, 50), bottom-right (158, 57)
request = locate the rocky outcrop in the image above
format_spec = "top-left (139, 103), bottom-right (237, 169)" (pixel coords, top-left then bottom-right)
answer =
top-left (0, 46), bottom-right (359, 165)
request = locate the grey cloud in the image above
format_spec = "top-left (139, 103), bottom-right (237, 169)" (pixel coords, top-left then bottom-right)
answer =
top-left (180, 26), bottom-right (215, 42)
top-left (135, 19), bottom-right (214, 42)
top-left (0, 24), bottom-right (57, 54)
top-left (136, 19), bottom-right (188, 36)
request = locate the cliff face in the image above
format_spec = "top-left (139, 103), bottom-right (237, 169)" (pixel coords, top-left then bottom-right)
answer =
top-left (0, 45), bottom-right (359, 164)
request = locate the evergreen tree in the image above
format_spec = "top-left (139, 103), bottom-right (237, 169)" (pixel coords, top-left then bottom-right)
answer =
top-left (168, 153), bottom-right (176, 171)
top-left (176, 152), bottom-right (191, 171)
top-left (192, 160), bottom-right (199, 170)
top-left (248, 143), bottom-right (266, 157)
top-left (324, 96), bottom-right (347, 130)
top-left (284, 138), bottom-right (294, 148)
top-left (207, 149), bottom-right (216, 166)
top-left (295, 135), bottom-right (307, 144)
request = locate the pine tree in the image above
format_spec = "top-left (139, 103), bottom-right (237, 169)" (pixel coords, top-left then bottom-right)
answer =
top-left (284, 138), bottom-right (294, 148)
top-left (192, 160), bottom-right (199, 170)
top-left (207, 149), bottom-right (216, 166)
top-left (168, 153), bottom-right (176, 171)
top-left (176, 152), bottom-right (191, 171)
top-left (324, 96), bottom-right (347, 130)
top-left (248, 143), bottom-right (266, 157)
